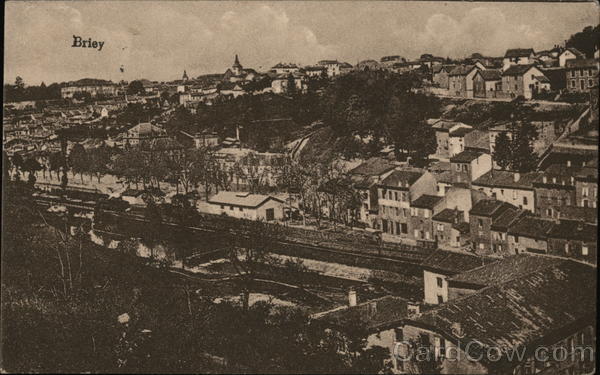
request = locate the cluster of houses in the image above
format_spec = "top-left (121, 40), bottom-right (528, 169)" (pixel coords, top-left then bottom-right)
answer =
top-left (431, 47), bottom-right (599, 100)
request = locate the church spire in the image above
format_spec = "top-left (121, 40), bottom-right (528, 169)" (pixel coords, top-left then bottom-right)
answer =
top-left (234, 54), bottom-right (240, 66)
top-left (182, 69), bottom-right (189, 81)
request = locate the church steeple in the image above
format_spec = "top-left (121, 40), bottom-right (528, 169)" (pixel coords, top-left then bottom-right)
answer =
top-left (182, 70), bottom-right (189, 81)
top-left (232, 54), bottom-right (243, 75)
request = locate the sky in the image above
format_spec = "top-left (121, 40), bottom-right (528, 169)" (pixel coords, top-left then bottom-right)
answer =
top-left (4, 1), bottom-right (599, 85)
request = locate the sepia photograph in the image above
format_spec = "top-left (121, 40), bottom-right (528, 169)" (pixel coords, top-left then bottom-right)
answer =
top-left (2, 0), bottom-right (598, 373)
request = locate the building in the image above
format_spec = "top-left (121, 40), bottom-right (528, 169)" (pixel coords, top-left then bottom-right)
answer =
top-left (61, 78), bottom-right (118, 99)
top-left (303, 65), bottom-right (327, 78)
top-left (431, 64), bottom-right (456, 89)
top-left (420, 249), bottom-right (486, 305)
top-left (489, 205), bottom-right (524, 256)
top-left (506, 215), bottom-right (555, 255)
top-left (547, 219), bottom-right (597, 264)
top-left (469, 199), bottom-right (517, 254)
top-left (317, 60), bottom-right (343, 78)
top-left (432, 208), bottom-right (466, 250)
top-left (501, 64), bottom-right (549, 99)
top-left (401, 259), bottom-right (596, 375)
top-left (409, 194), bottom-right (444, 247)
top-left (121, 122), bottom-right (167, 146)
top-left (431, 120), bottom-right (472, 160)
top-left (178, 130), bottom-right (220, 149)
top-left (448, 65), bottom-right (479, 98)
top-left (206, 191), bottom-right (284, 221)
top-left (533, 164), bottom-right (578, 218)
top-left (356, 60), bottom-right (383, 72)
top-left (449, 150), bottom-right (492, 186)
top-left (558, 47), bottom-right (586, 67)
top-left (565, 58), bottom-right (599, 92)
top-left (348, 157), bottom-right (398, 227)
top-left (472, 170), bottom-right (540, 212)
top-left (502, 48), bottom-right (535, 71)
top-left (472, 69), bottom-right (502, 98)
top-left (271, 73), bottom-right (308, 94)
top-left (271, 63), bottom-right (300, 75)
top-left (574, 165), bottom-right (598, 208)
top-left (376, 169), bottom-right (437, 243)
top-left (380, 55), bottom-right (406, 68)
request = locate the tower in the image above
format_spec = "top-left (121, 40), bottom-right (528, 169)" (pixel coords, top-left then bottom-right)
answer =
top-left (182, 70), bottom-right (189, 82)
top-left (232, 54), bottom-right (243, 76)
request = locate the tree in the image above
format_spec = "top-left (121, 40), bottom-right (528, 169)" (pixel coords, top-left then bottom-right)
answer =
top-left (511, 119), bottom-right (539, 173)
top-left (566, 25), bottom-right (600, 58)
top-left (404, 333), bottom-right (443, 374)
top-left (227, 220), bottom-right (281, 310)
top-left (127, 80), bottom-right (145, 95)
top-left (69, 143), bottom-right (89, 183)
top-left (493, 131), bottom-right (512, 170)
top-left (22, 158), bottom-right (43, 186)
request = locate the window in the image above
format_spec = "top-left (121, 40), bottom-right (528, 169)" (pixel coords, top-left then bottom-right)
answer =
top-left (479, 243), bottom-right (484, 250)
top-left (424, 210), bottom-right (429, 218)
top-left (582, 245), bottom-right (589, 256)
top-left (437, 295), bottom-right (444, 304)
top-left (229, 206), bottom-right (234, 211)
top-left (220, 205), bottom-right (225, 209)
top-left (523, 196), bottom-right (528, 205)
top-left (437, 277), bottom-right (443, 288)
top-left (239, 207), bottom-right (244, 212)
top-left (401, 223), bottom-right (408, 234)
top-left (571, 70), bottom-right (576, 78)
top-left (425, 231), bottom-right (430, 240)
top-left (414, 229), bottom-right (419, 238)
top-left (478, 219), bottom-right (483, 229)
top-left (565, 243), bottom-right (569, 254)
top-left (589, 79), bottom-right (593, 87)
top-left (572, 80), bottom-right (576, 88)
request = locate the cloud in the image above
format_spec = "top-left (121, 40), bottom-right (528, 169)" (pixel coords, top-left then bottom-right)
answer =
top-left (394, 7), bottom-right (559, 58)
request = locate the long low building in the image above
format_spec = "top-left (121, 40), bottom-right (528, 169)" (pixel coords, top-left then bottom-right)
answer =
top-left (206, 191), bottom-right (284, 221)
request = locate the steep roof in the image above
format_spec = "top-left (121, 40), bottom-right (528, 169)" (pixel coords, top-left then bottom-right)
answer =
top-left (411, 194), bottom-right (443, 209)
top-left (449, 127), bottom-right (473, 138)
top-left (208, 191), bottom-right (283, 208)
top-left (507, 216), bottom-right (555, 239)
top-left (448, 64), bottom-right (477, 76)
top-left (504, 48), bottom-right (534, 58)
top-left (127, 122), bottom-right (164, 136)
top-left (477, 69), bottom-right (502, 81)
top-left (490, 207), bottom-right (523, 231)
top-left (408, 260), bottom-right (596, 366)
top-left (472, 170), bottom-right (541, 190)
top-left (555, 205), bottom-right (598, 224)
top-left (420, 249), bottom-right (487, 275)
top-left (502, 64), bottom-right (541, 76)
top-left (562, 47), bottom-right (586, 59)
top-left (379, 170), bottom-right (425, 189)
top-left (448, 254), bottom-right (565, 287)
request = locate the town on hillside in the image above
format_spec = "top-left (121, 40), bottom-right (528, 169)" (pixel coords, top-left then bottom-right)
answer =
top-left (2, 2), bottom-right (598, 374)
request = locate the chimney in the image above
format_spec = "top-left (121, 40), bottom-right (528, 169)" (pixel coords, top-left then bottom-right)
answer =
top-left (348, 289), bottom-right (357, 307)
top-left (567, 160), bottom-right (571, 167)
top-left (513, 172), bottom-right (520, 182)
top-left (451, 322), bottom-right (465, 338)
top-left (407, 302), bottom-right (420, 318)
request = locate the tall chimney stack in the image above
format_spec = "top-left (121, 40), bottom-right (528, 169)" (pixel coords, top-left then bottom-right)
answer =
top-left (513, 172), bottom-right (520, 182)
top-left (348, 289), bottom-right (357, 307)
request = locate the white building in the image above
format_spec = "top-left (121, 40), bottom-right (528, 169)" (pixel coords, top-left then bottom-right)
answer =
top-left (206, 191), bottom-right (284, 221)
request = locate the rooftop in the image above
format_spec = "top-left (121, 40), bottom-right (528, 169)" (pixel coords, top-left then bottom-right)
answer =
top-left (379, 169), bottom-right (425, 189)
top-left (547, 219), bottom-right (597, 242)
top-left (448, 254), bottom-right (565, 287)
top-left (420, 249), bottom-right (487, 275)
top-left (448, 65), bottom-right (477, 77)
top-left (349, 157), bottom-right (397, 177)
top-left (450, 150), bottom-right (484, 163)
top-left (490, 206), bottom-right (523, 231)
top-left (504, 48), bottom-right (534, 58)
top-left (408, 260), bottom-right (596, 365)
top-left (477, 69), bottom-right (502, 81)
top-left (507, 215), bottom-right (555, 239)
top-left (502, 64), bottom-right (539, 76)
top-left (470, 199), bottom-right (515, 218)
top-left (411, 194), bottom-right (443, 209)
top-left (208, 191), bottom-right (283, 208)
top-left (472, 170), bottom-right (541, 190)
top-left (432, 208), bottom-right (464, 224)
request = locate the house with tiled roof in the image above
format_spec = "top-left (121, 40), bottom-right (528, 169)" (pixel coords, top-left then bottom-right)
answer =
top-left (349, 157), bottom-right (399, 227)
top-left (420, 249), bottom-right (488, 305)
top-left (565, 58), bottom-right (599, 92)
top-left (399, 259), bottom-right (596, 375)
top-left (502, 48), bottom-right (535, 70)
top-left (409, 194), bottom-right (444, 247)
top-left (532, 164), bottom-right (578, 218)
top-left (501, 64), bottom-right (549, 99)
top-left (472, 170), bottom-right (541, 212)
top-left (558, 47), bottom-right (586, 67)
top-left (432, 64), bottom-right (456, 89)
top-left (121, 122), bottom-right (167, 146)
top-left (507, 215), bottom-right (555, 255)
top-left (376, 169), bottom-right (437, 244)
top-left (489, 206), bottom-right (526, 256)
top-left (432, 208), bottom-right (467, 250)
top-left (449, 150), bottom-right (492, 186)
top-left (448, 65), bottom-right (479, 98)
top-left (271, 63), bottom-right (300, 75)
top-left (547, 219), bottom-right (597, 264)
top-left (432, 120), bottom-right (472, 160)
top-left (206, 191), bottom-right (284, 221)
top-left (469, 199), bottom-right (518, 254)
top-left (473, 69), bottom-right (502, 98)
